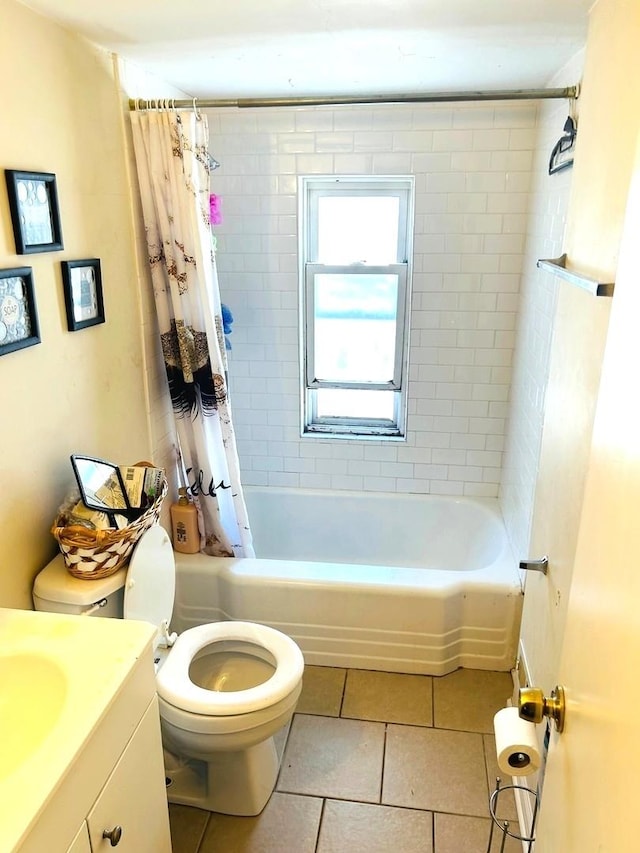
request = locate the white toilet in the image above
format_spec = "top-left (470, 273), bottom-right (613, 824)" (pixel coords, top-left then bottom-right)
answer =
top-left (33, 525), bottom-right (304, 816)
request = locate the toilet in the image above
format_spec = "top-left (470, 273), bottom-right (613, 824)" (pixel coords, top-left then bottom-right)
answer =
top-left (33, 525), bottom-right (304, 816)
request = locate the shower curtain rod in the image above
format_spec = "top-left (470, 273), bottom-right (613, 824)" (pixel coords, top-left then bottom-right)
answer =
top-left (128, 86), bottom-right (578, 111)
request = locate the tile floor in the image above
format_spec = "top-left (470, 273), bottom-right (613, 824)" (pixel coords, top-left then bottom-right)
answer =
top-left (169, 666), bottom-right (524, 853)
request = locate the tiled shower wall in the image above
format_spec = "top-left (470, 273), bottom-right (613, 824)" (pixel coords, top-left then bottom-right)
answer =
top-left (207, 103), bottom-right (537, 497)
top-left (499, 53), bottom-right (584, 556)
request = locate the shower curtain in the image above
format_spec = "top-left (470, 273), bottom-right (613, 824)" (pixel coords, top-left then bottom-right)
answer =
top-left (130, 106), bottom-right (254, 558)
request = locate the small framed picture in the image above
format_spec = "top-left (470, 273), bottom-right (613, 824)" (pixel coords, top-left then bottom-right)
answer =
top-left (4, 170), bottom-right (64, 254)
top-left (61, 259), bottom-right (105, 331)
top-left (0, 267), bottom-right (41, 357)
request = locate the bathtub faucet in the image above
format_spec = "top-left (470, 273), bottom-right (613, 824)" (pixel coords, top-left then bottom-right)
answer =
top-left (518, 556), bottom-right (549, 574)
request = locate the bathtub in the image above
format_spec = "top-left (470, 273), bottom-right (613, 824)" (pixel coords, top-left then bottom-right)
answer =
top-left (171, 487), bottom-right (523, 676)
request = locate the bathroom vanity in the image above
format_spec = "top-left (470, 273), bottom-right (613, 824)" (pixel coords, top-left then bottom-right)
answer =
top-left (0, 608), bottom-right (172, 852)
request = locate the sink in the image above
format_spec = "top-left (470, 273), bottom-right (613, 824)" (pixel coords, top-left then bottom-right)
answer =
top-left (0, 653), bottom-right (67, 780)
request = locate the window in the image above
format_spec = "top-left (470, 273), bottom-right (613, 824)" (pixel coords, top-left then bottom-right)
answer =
top-left (299, 176), bottom-right (414, 438)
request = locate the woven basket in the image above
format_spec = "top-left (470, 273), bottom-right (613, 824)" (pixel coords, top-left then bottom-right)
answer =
top-left (51, 473), bottom-right (168, 580)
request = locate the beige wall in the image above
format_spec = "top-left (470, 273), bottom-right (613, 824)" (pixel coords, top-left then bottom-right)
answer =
top-left (518, 0), bottom-right (640, 692)
top-left (564, 0), bottom-right (640, 277)
top-left (114, 58), bottom-right (191, 530)
top-left (0, 0), bottom-right (152, 608)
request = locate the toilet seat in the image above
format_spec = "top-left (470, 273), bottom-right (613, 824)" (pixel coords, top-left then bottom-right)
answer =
top-left (156, 621), bottom-right (304, 716)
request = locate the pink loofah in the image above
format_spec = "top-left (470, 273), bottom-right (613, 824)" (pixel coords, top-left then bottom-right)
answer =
top-left (209, 193), bottom-right (223, 225)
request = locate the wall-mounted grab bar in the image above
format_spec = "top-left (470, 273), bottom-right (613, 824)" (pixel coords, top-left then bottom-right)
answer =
top-left (537, 255), bottom-right (615, 297)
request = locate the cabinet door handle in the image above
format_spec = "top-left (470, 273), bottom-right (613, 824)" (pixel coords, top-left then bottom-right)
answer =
top-left (103, 825), bottom-right (123, 846)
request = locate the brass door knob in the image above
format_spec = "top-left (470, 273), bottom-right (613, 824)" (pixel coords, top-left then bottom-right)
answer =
top-left (518, 685), bottom-right (566, 732)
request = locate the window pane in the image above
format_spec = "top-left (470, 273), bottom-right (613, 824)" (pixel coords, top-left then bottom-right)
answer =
top-left (313, 273), bottom-right (398, 383)
top-left (301, 176), bottom-right (413, 438)
top-left (316, 388), bottom-right (395, 420)
top-left (317, 196), bottom-right (400, 263)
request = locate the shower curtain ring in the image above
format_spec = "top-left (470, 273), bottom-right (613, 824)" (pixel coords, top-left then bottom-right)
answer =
top-left (192, 98), bottom-right (202, 120)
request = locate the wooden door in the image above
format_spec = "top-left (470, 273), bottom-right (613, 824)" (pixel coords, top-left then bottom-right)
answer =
top-left (533, 137), bottom-right (640, 851)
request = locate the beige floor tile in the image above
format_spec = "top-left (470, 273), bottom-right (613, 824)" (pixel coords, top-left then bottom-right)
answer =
top-left (433, 669), bottom-right (513, 733)
top-left (341, 669), bottom-right (433, 726)
top-left (383, 724), bottom-right (488, 816)
top-left (198, 792), bottom-right (322, 853)
top-left (435, 812), bottom-right (522, 853)
top-left (296, 665), bottom-right (346, 716)
top-left (278, 713), bottom-right (385, 802)
top-left (168, 804), bottom-right (209, 853)
top-left (482, 734), bottom-right (520, 821)
top-left (317, 799), bottom-right (433, 853)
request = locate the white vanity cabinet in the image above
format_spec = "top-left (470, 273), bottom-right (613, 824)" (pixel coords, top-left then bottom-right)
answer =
top-left (66, 824), bottom-right (92, 853)
top-left (61, 698), bottom-right (170, 853)
top-left (0, 609), bottom-right (172, 853)
top-left (32, 690), bottom-right (171, 853)
top-left (85, 699), bottom-right (170, 852)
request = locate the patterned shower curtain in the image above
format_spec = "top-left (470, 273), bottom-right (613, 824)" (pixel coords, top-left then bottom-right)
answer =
top-left (130, 107), bottom-right (254, 558)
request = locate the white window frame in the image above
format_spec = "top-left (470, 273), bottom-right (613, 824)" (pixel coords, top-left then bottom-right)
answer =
top-left (299, 176), bottom-right (414, 439)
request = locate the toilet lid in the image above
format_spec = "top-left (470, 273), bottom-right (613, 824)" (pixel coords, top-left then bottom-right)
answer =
top-left (124, 525), bottom-right (175, 648)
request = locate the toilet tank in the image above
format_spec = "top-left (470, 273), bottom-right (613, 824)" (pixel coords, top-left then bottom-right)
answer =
top-left (33, 554), bottom-right (127, 618)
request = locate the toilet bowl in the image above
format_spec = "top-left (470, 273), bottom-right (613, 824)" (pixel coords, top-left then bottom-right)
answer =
top-left (33, 525), bottom-right (304, 816)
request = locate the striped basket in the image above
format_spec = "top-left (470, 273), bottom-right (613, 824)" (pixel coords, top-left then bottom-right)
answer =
top-left (51, 475), bottom-right (167, 580)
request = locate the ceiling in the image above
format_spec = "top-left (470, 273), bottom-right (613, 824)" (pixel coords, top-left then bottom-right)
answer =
top-left (21, 0), bottom-right (592, 98)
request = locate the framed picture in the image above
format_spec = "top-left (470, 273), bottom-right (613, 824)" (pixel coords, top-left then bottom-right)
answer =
top-left (0, 267), bottom-right (41, 356)
top-left (61, 259), bottom-right (105, 331)
top-left (4, 170), bottom-right (64, 254)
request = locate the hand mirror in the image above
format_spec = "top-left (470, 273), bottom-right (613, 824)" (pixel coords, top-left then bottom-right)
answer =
top-left (70, 454), bottom-right (141, 522)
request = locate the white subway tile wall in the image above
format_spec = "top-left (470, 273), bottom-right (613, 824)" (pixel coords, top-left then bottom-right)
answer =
top-left (499, 52), bottom-right (584, 557)
top-left (206, 103), bottom-right (538, 497)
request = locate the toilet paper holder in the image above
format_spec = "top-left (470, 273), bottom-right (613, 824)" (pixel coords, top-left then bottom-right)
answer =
top-left (518, 685), bottom-right (566, 733)
top-left (488, 777), bottom-right (538, 853)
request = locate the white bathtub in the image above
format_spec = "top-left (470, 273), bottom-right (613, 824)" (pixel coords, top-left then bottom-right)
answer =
top-left (171, 487), bottom-right (523, 676)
